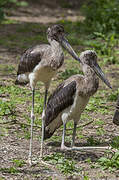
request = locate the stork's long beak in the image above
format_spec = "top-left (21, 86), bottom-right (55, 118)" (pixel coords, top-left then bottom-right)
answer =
top-left (92, 63), bottom-right (112, 89)
top-left (61, 36), bottom-right (81, 63)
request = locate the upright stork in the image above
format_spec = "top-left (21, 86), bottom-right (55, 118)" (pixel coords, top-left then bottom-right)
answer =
top-left (44, 50), bottom-right (112, 150)
top-left (15, 24), bottom-right (80, 164)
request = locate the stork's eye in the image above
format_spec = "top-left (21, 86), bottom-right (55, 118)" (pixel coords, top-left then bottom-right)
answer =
top-left (58, 29), bottom-right (62, 33)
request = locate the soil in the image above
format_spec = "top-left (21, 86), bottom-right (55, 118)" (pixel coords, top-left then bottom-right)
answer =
top-left (0, 1), bottom-right (119, 179)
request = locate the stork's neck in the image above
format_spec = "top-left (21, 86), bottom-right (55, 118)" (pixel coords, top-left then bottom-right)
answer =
top-left (48, 39), bottom-right (63, 54)
top-left (47, 38), bottom-right (64, 70)
top-left (82, 64), bottom-right (99, 95)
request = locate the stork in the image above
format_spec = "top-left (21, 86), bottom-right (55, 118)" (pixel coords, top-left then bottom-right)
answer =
top-left (113, 95), bottom-right (119, 125)
top-left (15, 24), bottom-right (81, 164)
top-left (44, 50), bottom-right (112, 150)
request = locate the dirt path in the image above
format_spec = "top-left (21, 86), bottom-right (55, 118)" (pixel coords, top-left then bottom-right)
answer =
top-left (6, 0), bottom-right (84, 24)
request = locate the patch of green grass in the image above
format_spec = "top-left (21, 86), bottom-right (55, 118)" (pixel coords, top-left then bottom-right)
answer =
top-left (44, 152), bottom-right (80, 175)
top-left (83, 175), bottom-right (91, 180)
top-left (0, 178), bottom-right (5, 180)
top-left (0, 167), bottom-right (20, 174)
top-left (49, 134), bottom-right (62, 142)
top-left (0, 99), bottom-right (16, 116)
top-left (2, 19), bottom-right (18, 24)
top-left (97, 151), bottom-right (119, 171)
top-left (111, 136), bottom-right (119, 149)
top-left (59, 68), bottom-right (83, 80)
top-left (12, 159), bottom-right (25, 167)
top-left (16, 23), bottom-right (46, 33)
top-left (0, 64), bottom-right (15, 75)
top-left (80, 113), bottom-right (92, 122)
top-left (0, 23), bottom-right (47, 50)
top-left (96, 127), bottom-right (105, 136)
top-left (0, 127), bottom-right (9, 137)
top-left (0, 83), bottom-right (44, 129)
top-left (86, 95), bottom-right (108, 113)
top-left (86, 136), bottom-right (101, 146)
top-left (108, 88), bottom-right (119, 101)
top-left (94, 119), bottom-right (105, 126)
top-left (24, 129), bottom-right (30, 139)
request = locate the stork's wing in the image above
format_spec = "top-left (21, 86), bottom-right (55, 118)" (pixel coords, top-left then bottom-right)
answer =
top-left (17, 44), bottom-right (49, 75)
top-left (44, 80), bottom-right (76, 139)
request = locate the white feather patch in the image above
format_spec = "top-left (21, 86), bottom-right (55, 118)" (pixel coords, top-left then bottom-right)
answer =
top-left (17, 74), bottom-right (29, 82)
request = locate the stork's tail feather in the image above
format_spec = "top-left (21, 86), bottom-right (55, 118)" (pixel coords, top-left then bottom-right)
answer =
top-left (113, 95), bottom-right (119, 126)
top-left (113, 110), bottom-right (119, 125)
top-left (15, 79), bottom-right (28, 86)
top-left (44, 128), bottom-right (55, 140)
top-left (44, 118), bottom-right (63, 140)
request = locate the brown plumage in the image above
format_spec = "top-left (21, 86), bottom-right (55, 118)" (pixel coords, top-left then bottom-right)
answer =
top-left (44, 50), bottom-right (112, 150)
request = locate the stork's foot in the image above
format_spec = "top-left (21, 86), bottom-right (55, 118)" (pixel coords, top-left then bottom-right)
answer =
top-left (70, 146), bottom-right (110, 151)
top-left (40, 151), bottom-right (43, 159)
top-left (40, 144), bottom-right (44, 159)
top-left (28, 157), bottom-right (32, 166)
top-left (61, 145), bottom-right (110, 151)
top-left (61, 145), bottom-right (72, 151)
top-left (28, 157), bottom-right (38, 166)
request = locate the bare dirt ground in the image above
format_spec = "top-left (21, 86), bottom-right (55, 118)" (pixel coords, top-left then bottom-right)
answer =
top-left (0, 1), bottom-right (119, 180)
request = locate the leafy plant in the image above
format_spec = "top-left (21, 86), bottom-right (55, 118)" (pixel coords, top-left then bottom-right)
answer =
top-left (0, 167), bottom-right (19, 174)
top-left (93, 32), bottom-right (118, 64)
top-left (84, 176), bottom-right (91, 180)
top-left (87, 136), bottom-right (101, 146)
top-left (59, 68), bottom-right (83, 80)
top-left (111, 136), bottom-right (119, 149)
top-left (98, 151), bottom-right (119, 171)
top-left (81, 0), bottom-right (119, 34)
top-left (12, 159), bottom-right (25, 167)
top-left (0, 99), bottom-right (15, 116)
top-left (108, 88), bottom-right (119, 101)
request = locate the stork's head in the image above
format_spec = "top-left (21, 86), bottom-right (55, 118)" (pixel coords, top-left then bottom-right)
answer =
top-left (47, 24), bottom-right (65, 42)
top-left (80, 50), bottom-right (112, 89)
top-left (47, 24), bottom-right (81, 63)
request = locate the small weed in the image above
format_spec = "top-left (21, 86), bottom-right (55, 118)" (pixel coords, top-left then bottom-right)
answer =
top-left (94, 119), bottom-right (105, 126)
top-left (0, 127), bottom-right (9, 137)
top-left (59, 68), bottom-right (83, 80)
top-left (86, 93), bottom-right (110, 115)
top-left (84, 175), bottom-right (91, 180)
top-left (85, 158), bottom-right (91, 164)
top-left (0, 177), bottom-right (5, 180)
top-left (24, 130), bottom-right (30, 139)
top-left (12, 159), bottom-right (25, 167)
top-left (96, 127), bottom-right (105, 136)
top-left (111, 136), bottom-right (119, 149)
top-left (108, 88), bottom-right (119, 101)
top-left (87, 136), bottom-right (101, 146)
top-left (0, 167), bottom-right (19, 174)
top-left (0, 64), bottom-right (15, 75)
top-left (2, 19), bottom-right (18, 24)
top-left (0, 99), bottom-right (16, 116)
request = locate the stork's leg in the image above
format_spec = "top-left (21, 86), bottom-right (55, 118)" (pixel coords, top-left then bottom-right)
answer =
top-left (40, 88), bottom-right (48, 158)
top-left (28, 88), bottom-right (35, 165)
top-left (61, 122), bottom-right (66, 150)
top-left (71, 122), bottom-right (77, 147)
